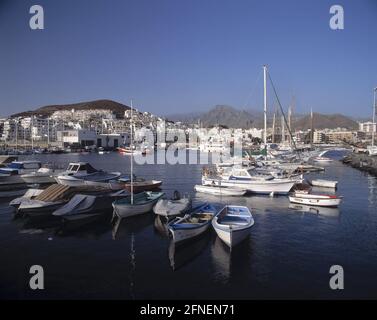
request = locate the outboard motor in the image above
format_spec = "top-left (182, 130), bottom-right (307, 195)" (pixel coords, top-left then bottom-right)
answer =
top-left (173, 190), bottom-right (181, 200)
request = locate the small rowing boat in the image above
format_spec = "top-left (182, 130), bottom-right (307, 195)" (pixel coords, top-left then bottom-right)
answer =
top-left (289, 192), bottom-right (342, 207)
top-left (310, 179), bottom-right (338, 189)
top-left (212, 205), bottom-right (254, 248)
top-left (194, 184), bottom-right (247, 196)
top-left (168, 203), bottom-right (217, 244)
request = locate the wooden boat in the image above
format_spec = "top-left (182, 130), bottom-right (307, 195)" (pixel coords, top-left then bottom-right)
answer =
top-left (17, 184), bottom-right (114, 217)
top-left (291, 182), bottom-right (312, 194)
top-left (310, 179), bottom-right (338, 189)
top-left (212, 205), bottom-right (254, 248)
top-left (112, 191), bottom-right (165, 219)
top-left (289, 192), bottom-right (342, 207)
top-left (154, 191), bottom-right (192, 217)
top-left (121, 179), bottom-right (162, 192)
top-left (194, 184), bottom-right (247, 196)
top-left (168, 203), bottom-right (217, 244)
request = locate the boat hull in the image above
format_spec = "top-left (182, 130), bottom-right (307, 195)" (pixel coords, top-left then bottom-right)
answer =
top-left (170, 223), bottom-right (211, 244)
top-left (194, 184), bottom-right (246, 196)
top-left (202, 177), bottom-right (296, 195)
top-left (213, 224), bottom-right (253, 248)
top-left (289, 196), bottom-right (342, 207)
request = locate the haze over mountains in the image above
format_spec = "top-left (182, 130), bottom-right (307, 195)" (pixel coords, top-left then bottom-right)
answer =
top-left (10, 100), bottom-right (360, 130)
top-left (169, 105), bottom-right (359, 130)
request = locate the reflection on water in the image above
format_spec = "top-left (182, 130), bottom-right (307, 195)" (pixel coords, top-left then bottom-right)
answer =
top-left (288, 203), bottom-right (340, 218)
top-left (367, 175), bottom-right (377, 207)
top-left (1, 151), bottom-right (377, 299)
top-left (168, 233), bottom-right (210, 271)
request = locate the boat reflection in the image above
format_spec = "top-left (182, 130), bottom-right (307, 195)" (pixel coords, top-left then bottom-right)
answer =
top-left (210, 235), bottom-right (253, 284)
top-left (168, 233), bottom-right (210, 271)
top-left (112, 213), bottom-right (153, 239)
top-left (288, 203), bottom-right (340, 218)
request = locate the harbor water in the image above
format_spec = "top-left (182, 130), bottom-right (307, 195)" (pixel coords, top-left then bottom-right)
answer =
top-left (1, 151), bottom-right (377, 299)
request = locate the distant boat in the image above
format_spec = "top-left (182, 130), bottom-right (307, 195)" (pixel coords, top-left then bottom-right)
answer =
top-left (312, 156), bottom-right (333, 163)
top-left (289, 192), bottom-right (342, 207)
top-left (168, 203), bottom-right (217, 244)
top-left (194, 184), bottom-right (247, 196)
top-left (154, 191), bottom-right (192, 218)
top-left (212, 205), bottom-right (254, 248)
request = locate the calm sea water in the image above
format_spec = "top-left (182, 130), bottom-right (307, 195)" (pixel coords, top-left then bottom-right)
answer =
top-left (1, 150), bottom-right (377, 299)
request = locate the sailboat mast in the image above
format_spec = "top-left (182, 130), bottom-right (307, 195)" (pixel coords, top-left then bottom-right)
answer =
top-left (130, 100), bottom-right (134, 205)
top-left (372, 88), bottom-right (377, 147)
top-left (310, 108), bottom-right (314, 147)
top-left (272, 112), bottom-right (276, 143)
top-left (263, 65), bottom-right (267, 146)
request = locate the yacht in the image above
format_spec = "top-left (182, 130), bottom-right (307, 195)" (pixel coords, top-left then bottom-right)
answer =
top-left (202, 166), bottom-right (301, 195)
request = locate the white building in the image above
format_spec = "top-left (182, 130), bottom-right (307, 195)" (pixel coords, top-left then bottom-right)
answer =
top-left (359, 121), bottom-right (376, 133)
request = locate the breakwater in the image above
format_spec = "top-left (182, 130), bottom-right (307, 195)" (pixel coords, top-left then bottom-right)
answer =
top-left (342, 153), bottom-right (377, 176)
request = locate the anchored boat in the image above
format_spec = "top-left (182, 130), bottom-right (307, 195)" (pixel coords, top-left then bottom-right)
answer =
top-left (212, 205), bottom-right (254, 248)
top-left (154, 191), bottom-right (192, 218)
top-left (289, 192), bottom-right (342, 207)
top-left (168, 203), bottom-right (217, 244)
top-left (194, 184), bottom-right (247, 196)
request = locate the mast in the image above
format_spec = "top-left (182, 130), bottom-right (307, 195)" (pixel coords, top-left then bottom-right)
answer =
top-left (263, 65), bottom-right (267, 146)
top-left (281, 115), bottom-right (285, 143)
top-left (31, 115), bottom-right (34, 151)
top-left (130, 100), bottom-right (134, 205)
top-left (47, 117), bottom-right (50, 146)
top-left (272, 112), bottom-right (276, 143)
top-left (15, 119), bottom-right (18, 151)
top-left (372, 87), bottom-right (377, 147)
top-left (288, 105), bottom-right (292, 145)
top-left (310, 108), bottom-right (314, 146)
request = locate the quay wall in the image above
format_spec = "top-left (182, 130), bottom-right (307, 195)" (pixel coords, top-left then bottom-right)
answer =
top-left (342, 153), bottom-right (377, 176)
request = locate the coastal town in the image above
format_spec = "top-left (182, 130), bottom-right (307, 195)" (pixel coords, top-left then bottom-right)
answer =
top-left (0, 99), bottom-right (375, 154)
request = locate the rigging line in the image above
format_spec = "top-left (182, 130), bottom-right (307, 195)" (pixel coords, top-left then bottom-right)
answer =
top-left (267, 71), bottom-right (301, 159)
top-left (241, 69), bottom-right (263, 110)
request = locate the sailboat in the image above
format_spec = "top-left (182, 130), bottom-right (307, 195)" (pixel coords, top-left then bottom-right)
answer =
top-left (112, 100), bottom-right (164, 219)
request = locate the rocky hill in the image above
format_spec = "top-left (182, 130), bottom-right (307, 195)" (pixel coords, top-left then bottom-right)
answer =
top-left (12, 99), bottom-right (131, 119)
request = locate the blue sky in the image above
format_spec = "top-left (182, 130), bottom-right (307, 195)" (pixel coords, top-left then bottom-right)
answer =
top-left (0, 0), bottom-right (376, 118)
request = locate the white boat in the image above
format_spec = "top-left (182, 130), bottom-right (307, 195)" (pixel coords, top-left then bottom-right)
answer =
top-left (154, 192), bottom-right (192, 217)
top-left (212, 205), bottom-right (254, 248)
top-left (289, 192), bottom-right (342, 207)
top-left (112, 191), bottom-right (165, 218)
top-left (21, 167), bottom-right (60, 184)
top-left (53, 190), bottom-right (128, 229)
top-left (194, 184), bottom-right (247, 196)
top-left (56, 162), bottom-right (121, 186)
top-left (202, 167), bottom-right (300, 195)
top-left (312, 156), bottom-right (333, 162)
top-left (367, 146), bottom-right (377, 156)
top-left (168, 203), bottom-right (217, 244)
top-left (0, 160), bottom-right (42, 176)
top-left (9, 188), bottom-right (44, 208)
top-left (310, 179), bottom-right (338, 189)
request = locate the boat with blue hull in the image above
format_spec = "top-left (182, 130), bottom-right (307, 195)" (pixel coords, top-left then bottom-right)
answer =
top-left (168, 203), bottom-right (217, 244)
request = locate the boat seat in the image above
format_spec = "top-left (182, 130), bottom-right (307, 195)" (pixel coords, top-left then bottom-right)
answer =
top-left (218, 216), bottom-right (250, 225)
